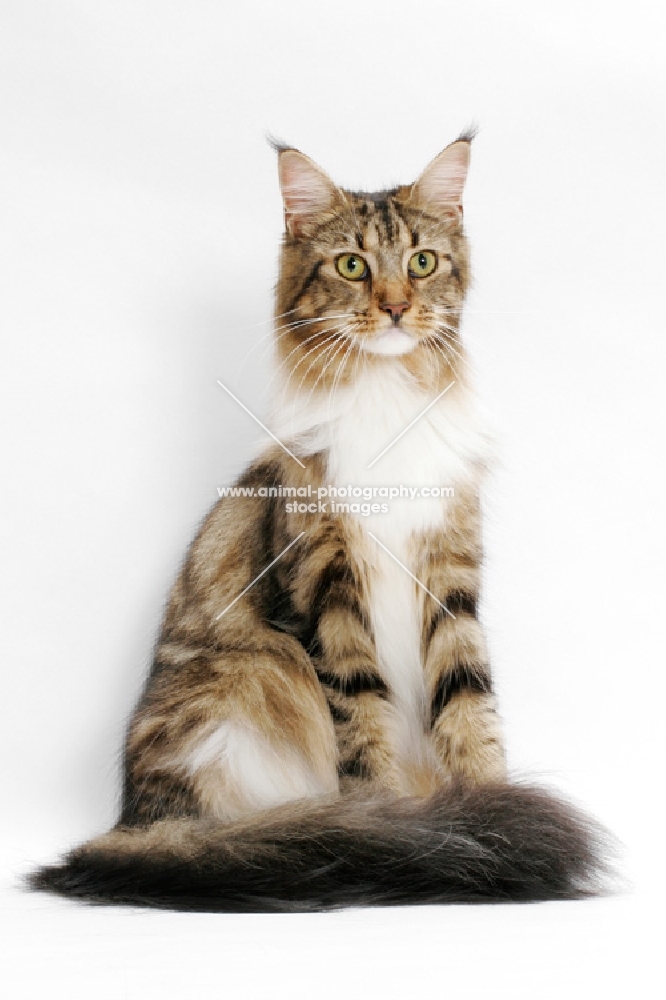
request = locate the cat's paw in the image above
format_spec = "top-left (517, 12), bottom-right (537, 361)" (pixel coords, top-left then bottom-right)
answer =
top-left (433, 690), bottom-right (507, 784)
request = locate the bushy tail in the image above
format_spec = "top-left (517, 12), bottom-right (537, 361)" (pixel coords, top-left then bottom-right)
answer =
top-left (28, 783), bottom-right (612, 912)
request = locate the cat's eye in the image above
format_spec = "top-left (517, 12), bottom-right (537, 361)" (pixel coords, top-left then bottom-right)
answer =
top-left (408, 250), bottom-right (437, 278)
top-left (336, 254), bottom-right (368, 281)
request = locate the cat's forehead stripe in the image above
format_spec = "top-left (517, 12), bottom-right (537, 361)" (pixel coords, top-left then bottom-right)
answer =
top-left (349, 195), bottom-right (411, 250)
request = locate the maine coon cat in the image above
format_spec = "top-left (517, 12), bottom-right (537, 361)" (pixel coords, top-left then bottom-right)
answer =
top-left (30, 133), bottom-right (608, 910)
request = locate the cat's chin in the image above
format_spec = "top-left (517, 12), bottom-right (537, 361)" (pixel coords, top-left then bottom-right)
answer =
top-left (362, 329), bottom-right (418, 356)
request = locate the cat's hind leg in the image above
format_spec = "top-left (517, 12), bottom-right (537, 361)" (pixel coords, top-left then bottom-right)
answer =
top-left (123, 640), bottom-right (339, 825)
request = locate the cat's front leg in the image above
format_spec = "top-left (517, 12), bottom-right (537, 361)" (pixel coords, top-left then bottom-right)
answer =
top-left (418, 516), bottom-right (507, 786)
top-left (290, 517), bottom-right (408, 795)
top-left (428, 652), bottom-right (506, 785)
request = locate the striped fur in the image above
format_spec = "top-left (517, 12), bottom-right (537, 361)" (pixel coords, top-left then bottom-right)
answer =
top-left (30, 784), bottom-right (611, 912)
top-left (29, 135), bottom-right (611, 909)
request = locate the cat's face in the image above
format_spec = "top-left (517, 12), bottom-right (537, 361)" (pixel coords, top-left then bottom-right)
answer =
top-left (274, 140), bottom-right (472, 395)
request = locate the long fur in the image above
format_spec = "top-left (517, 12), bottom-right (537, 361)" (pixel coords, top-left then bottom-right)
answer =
top-left (28, 140), bottom-right (614, 913)
top-left (28, 783), bottom-right (610, 912)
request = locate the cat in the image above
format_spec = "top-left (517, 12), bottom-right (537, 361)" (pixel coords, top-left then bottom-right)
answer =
top-left (30, 132), bottom-right (609, 911)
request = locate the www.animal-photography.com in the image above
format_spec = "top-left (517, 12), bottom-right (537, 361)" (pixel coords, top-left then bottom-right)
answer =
top-left (1, 2), bottom-right (664, 998)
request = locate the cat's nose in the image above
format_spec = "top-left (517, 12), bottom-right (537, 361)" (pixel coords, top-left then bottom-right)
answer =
top-left (380, 300), bottom-right (410, 324)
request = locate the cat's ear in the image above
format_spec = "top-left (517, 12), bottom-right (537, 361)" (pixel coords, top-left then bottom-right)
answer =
top-left (410, 140), bottom-right (471, 223)
top-left (277, 149), bottom-right (343, 237)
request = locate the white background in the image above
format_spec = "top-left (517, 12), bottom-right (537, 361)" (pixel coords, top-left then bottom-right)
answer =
top-left (1, 1), bottom-right (664, 996)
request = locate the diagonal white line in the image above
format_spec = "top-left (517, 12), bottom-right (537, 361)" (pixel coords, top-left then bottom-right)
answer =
top-left (217, 380), bottom-right (306, 469)
top-left (367, 531), bottom-right (455, 619)
top-left (366, 380), bottom-right (456, 469)
top-left (215, 532), bottom-right (305, 621)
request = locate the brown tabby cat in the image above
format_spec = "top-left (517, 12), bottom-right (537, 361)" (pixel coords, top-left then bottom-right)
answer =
top-left (30, 132), bottom-right (608, 910)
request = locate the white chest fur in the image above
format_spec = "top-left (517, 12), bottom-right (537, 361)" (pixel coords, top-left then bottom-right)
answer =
top-left (325, 365), bottom-right (490, 537)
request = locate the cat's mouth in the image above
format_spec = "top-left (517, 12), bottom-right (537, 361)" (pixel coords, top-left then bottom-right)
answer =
top-left (362, 326), bottom-right (418, 357)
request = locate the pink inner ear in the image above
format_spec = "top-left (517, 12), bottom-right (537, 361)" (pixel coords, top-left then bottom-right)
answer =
top-left (278, 151), bottom-right (339, 232)
top-left (414, 141), bottom-right (470, 208)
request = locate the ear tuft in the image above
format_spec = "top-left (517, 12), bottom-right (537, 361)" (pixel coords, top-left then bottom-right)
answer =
top-left (277, 150), bottom-right (341, 237)
top-left (411, 140), bottom-right (471, 219)
top-left (267, 133), bottom-right (293, 154)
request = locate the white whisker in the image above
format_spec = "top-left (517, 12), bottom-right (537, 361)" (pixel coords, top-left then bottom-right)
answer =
top-left (264, 329), bottom-right (337, 392)
top-left (282, 331), bottom-right (347, 415)
top-left (302, 331), bottom-right (352, 411)
top-left (430, 328), bottom-right (466, 364)
top-left (238, 313), bottom-right (355, 375)
top-left (327, 336), bottom-right (356, 425)
top-left (427, 334), bottom-right (463, 382)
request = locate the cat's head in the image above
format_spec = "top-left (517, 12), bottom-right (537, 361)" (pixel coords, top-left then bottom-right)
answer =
top-left (274, 135), bottom-right (473, 395)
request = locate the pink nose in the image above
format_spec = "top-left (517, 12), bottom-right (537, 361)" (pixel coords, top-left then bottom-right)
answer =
top-left (380, 301), bottom-right (410, 323)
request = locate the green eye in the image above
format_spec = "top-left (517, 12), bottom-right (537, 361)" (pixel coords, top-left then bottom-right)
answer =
top-left (336, 254), bottom-right (368, 281)
top-left (408, 250), bottom-right (437, 278)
